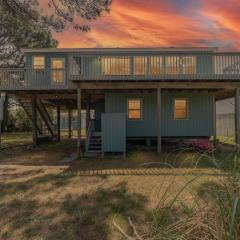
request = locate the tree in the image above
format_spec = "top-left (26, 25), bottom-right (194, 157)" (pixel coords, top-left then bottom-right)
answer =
top-left (0, 0), bottom-right (111, 131)
top-left (0, 0), bottom-right (111, 66)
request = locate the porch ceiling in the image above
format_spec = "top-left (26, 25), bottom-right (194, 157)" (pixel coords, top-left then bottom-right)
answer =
top-left (7, 87), bottom-right (233, 108)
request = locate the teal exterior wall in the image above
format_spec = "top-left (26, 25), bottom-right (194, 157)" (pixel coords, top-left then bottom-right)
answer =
top-left (79, 55), bottom-right (215, 76)
top-left (24, 52), bottom-right (215, 84)
top-left (105, 92), bottom-right (214, 137)
top-left (25, 52), bottom-right (69, 87)
top-left (196, 55), bottom-right (213, 74)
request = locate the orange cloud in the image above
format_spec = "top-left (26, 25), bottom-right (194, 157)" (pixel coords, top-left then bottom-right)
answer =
top-left (49, 0), bottom-right (240, 50)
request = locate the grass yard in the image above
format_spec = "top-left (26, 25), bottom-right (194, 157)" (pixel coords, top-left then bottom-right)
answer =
top-left (1, 130), bottom-right (86, 149)
top-left (0, 140), bottom-right (239, 239)
top-left (1, 132), bottom-right (32, 148)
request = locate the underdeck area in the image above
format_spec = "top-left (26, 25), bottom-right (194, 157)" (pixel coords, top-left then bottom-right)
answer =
top-left (4, 80), bottom-right (239, 158)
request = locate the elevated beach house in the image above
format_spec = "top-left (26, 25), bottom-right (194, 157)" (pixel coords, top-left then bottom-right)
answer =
top-left (1, 47), bottom-right (240, 157)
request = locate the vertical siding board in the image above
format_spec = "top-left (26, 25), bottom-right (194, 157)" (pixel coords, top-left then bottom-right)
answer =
top-left (105, 92), bottom-right (213, 137)
top-left (26, 52), bottom-right (68, 89)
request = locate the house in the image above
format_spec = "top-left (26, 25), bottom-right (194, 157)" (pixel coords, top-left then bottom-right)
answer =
top-left (1, 47), bottom-right (240, 157)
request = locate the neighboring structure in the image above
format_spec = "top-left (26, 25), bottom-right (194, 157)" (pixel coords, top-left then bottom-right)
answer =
top-left (216, 98), bottom-right (235, 137)
top-left (1, 47), bottom-right (240, 157)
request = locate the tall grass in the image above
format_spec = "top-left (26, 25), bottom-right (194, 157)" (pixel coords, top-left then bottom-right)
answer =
top-left (113, 146), bottom-right (240, 240)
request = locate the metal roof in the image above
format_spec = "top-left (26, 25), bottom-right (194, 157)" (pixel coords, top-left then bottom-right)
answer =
top-left (22, 47), bottom-right (219, 53)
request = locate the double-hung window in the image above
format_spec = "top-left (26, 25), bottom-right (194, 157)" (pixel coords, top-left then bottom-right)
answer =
top-left (174, 98), bottom-right (188, 120)
top-left (33, 56), bottom-right (45, 71)
top-left (128, 99), bottom-right (142, 120)
top-left (51, 58), bottom-right (65, 84)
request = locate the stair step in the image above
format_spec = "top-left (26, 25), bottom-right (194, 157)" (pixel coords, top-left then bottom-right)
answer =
top-left (90, 136), bottom-right (101, 139)
top-left (89, 140), bottom-right (101, 143)
top-left (89, 147), bottom-right (101, 150)
top-left (92, 132), bottom-right (102, 137)
top-left (89, 142), bottom-right (101, 146)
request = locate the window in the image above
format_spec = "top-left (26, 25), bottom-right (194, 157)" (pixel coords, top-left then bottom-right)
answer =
top-left (33, 56), bottom-right (45, 70)
top-left (182, 56), bottom-right (196, 74)
top-left (149, 56), bottom-right (164, 75)
top-left (51, 58), bottom-right (65, 84)
top-left (174, 99), bottom-right (188, 120)
top-left (134, 56), bottom-right (148, 75)
top-left (166, 56), bottom-right (181, 74)
top-left (128, 99), bottom-right (142, 120)
top-left (166, 56), bottom-right (196, 74)
top-left (101, 56), bottom-right (130, 75)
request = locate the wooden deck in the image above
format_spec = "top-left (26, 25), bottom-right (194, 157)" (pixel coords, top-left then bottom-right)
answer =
top-left (1, 51), bottom-right (240, 91)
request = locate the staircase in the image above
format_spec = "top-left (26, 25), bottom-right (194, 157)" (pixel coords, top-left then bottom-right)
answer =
top-left (88, 132), bottom-right (102, 152)
top-left (18, 97), bottom-right (56, 139)
top-left (18, 98), bottom-right (42, 134)
top-left (36, 98), bottom-right (56, 137)
top-left (85, 120), bottom-right (102, 156)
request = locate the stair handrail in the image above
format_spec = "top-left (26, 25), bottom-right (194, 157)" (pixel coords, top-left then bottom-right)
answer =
top-left (85, 119), bottom-right (94, 151)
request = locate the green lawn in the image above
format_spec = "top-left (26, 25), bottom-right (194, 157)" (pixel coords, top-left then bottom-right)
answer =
top-left (1, 132), bottom-right (32, 147)
top-left (0, 140), bottom-right (239, 239)
top-left (1, 130), bottom-right (86, 148)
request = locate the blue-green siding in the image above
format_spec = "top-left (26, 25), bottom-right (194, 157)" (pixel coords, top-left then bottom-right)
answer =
top-left (25, 52), bottom-right (69, 69)
top-left (105, 92), bottom-right (213, 137)
top-left (25, 53), bottom-right (69, 87)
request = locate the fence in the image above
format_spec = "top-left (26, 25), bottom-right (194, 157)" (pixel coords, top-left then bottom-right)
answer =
top-left (216, 113), bottom-right (235, 137)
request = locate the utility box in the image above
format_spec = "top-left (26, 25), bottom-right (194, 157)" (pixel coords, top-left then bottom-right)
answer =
top-left (101, 113), bottom-right (126, 154)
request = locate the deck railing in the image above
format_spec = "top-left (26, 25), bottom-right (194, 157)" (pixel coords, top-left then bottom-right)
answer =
top-left (0, 68), bottom-right (68, 90)
top-left (69, 52), bottom-right (240, 81)
top-left (1, 52), bottom-right (240, 90)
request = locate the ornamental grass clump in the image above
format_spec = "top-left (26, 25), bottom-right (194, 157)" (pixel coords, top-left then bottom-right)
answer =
top-left (114, 147), bottom-right (240, 240)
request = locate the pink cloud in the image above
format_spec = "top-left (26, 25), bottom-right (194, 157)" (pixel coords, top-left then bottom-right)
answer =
top-left (42, 0), bottom-right (240, 50)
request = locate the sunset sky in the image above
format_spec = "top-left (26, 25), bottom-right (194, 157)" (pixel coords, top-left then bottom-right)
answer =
top-left (51, 0), bottom-right (240, 50)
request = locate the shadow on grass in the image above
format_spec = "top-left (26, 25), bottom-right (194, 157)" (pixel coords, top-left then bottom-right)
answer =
top-left (0, 139), bottom-right (77, 166)
top-left (0, 171), bottom-right (78, 199)
top-left (0, 182), bottom-right (147, 240)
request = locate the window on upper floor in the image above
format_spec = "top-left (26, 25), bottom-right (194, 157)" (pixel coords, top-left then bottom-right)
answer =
top-left (101, 56), bottom-right (130, 75)
top-left (128, 99), bottom-right (142, 120)
top-left (51, 58), bottom-right (65, 84)
top-left (149, 56), bottom-right (164, 75)
top-left (33, 56), bottom-right (45, 70)
top-left (133, 56), bottom-right (148, 75)
top-left (166, 56), bottom-right (196, 74)
top-left (174, 98), bottom-right (188, 120)
top-left (182, 56), bottom-right (196, 74)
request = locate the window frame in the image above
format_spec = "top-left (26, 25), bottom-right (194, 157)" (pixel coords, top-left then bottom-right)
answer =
top-left (51, 58), bottom-right (65, 84)
top-left (174, 98), bottom-right (189, 120)
top-left (32, 55), bottom-right (45, 70)
top-left (127, 98), bottom-right (143, 121)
